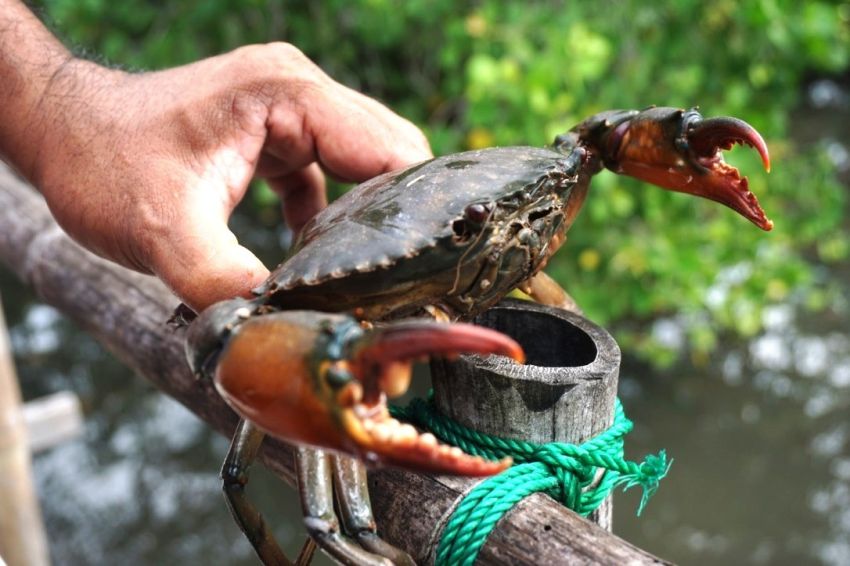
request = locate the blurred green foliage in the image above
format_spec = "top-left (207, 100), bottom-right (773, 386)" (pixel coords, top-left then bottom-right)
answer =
top-left (34, 0), bottom-right (850, 363)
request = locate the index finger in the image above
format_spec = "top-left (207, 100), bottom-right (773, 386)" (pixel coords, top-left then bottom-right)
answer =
top-left (323, 82), bottom-right (434, 178)
top-left (262, 74), bottom-right (432, 184)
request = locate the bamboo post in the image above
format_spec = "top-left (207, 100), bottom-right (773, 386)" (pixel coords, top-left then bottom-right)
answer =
top-left (0, 294), bottom-right (51, 566)
top-left (430, 299), bottom-right (620, 531)
top-left (0, 163), bottom-right (667, 565)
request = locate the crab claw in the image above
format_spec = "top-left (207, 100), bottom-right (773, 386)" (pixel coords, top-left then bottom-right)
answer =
top-left (342, 320), bottom-right (523, 474)
top-left (577, 106), bottom-right (773, 230)
top-left (187, 302), bottom-right (522, 476)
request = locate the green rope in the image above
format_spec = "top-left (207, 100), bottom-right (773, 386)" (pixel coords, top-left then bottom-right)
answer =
top-left (390, 396), bottom-right (671, 566)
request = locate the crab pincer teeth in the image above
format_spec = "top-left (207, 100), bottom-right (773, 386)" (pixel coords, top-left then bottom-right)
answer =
top-left (681, 115), bottom-right (774, 231)
top-left (354, 410), bottom-right (512, 475)
top-left (687, 116), bottom-right (771, 172)
top-left (343, 321), bottom-right (522, 475)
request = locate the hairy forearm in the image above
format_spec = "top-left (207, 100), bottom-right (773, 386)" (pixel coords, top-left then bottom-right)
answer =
top-left (0, 1), bottom-right (77, 178)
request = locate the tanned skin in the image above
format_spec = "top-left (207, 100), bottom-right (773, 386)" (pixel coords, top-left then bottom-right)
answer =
top-left (0, 1), bottom-right (432, 310)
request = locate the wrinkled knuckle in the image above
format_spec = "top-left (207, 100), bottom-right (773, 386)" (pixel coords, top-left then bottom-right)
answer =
top-left (231, 43), bottom-right (327, 106)
top-left (266, 42), bottom-right (311, 67)
top-left (231, 43), bottom-right (300, 76)
top-left (254, 42), bottom-right (322, 81)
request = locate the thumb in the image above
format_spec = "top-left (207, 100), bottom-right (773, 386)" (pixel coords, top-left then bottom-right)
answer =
top-left (150, 217), bottom-right (270, 312)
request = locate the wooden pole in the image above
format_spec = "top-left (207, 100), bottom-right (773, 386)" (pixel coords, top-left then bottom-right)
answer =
top-left (0, 163), bottom-right (668, 565)
top-left (22, 391), bottom-right (83, 454)
top-left (0, 294), bottom-right (51, 566)
top-left (431, 299), bottom-right (620, 532)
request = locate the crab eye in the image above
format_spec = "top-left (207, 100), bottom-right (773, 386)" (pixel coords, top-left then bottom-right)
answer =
top-left (464, 203), bottom-right (491, 224)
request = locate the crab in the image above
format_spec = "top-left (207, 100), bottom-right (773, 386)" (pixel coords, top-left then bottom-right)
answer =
top-left (185, 106), bottom-right (771, 565)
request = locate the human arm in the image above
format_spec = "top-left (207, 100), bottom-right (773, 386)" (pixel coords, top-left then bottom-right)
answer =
top-left (0, 0), bottom-right (431, 311)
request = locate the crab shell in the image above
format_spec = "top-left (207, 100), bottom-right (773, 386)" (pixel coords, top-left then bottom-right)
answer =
top-left (257, 145), bottom-right (594, 321)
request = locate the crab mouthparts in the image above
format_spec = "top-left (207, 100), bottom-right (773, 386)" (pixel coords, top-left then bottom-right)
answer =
top-left (342, 322), bottom-right (523, 475)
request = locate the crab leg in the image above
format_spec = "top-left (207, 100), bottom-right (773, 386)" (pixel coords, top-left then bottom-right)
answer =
top-left (332, 455), bottom-right (416, 565)
top-left (222, 423), bottom-right (412, 566)
top-left (519, 271), bottom-right (583, 314)
top-left (220, 420), bottom-right (295, 566)
top-left (296, 447), bottom-right (395, 566)
top-left (222, 424), bottom-right (404, 565)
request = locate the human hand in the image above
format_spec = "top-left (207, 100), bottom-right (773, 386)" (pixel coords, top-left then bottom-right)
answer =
top-left (13, 41), bottom-right (431, 311)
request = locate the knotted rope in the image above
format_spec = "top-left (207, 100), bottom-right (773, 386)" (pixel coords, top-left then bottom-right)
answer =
top-left (390, 396), bottom-right (670, 566)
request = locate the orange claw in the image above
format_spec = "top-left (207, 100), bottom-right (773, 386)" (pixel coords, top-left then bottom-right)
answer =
top-left (190, 302), bottom-right (520, 476)
top-left (575, 107), bottom-right (773, 231)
